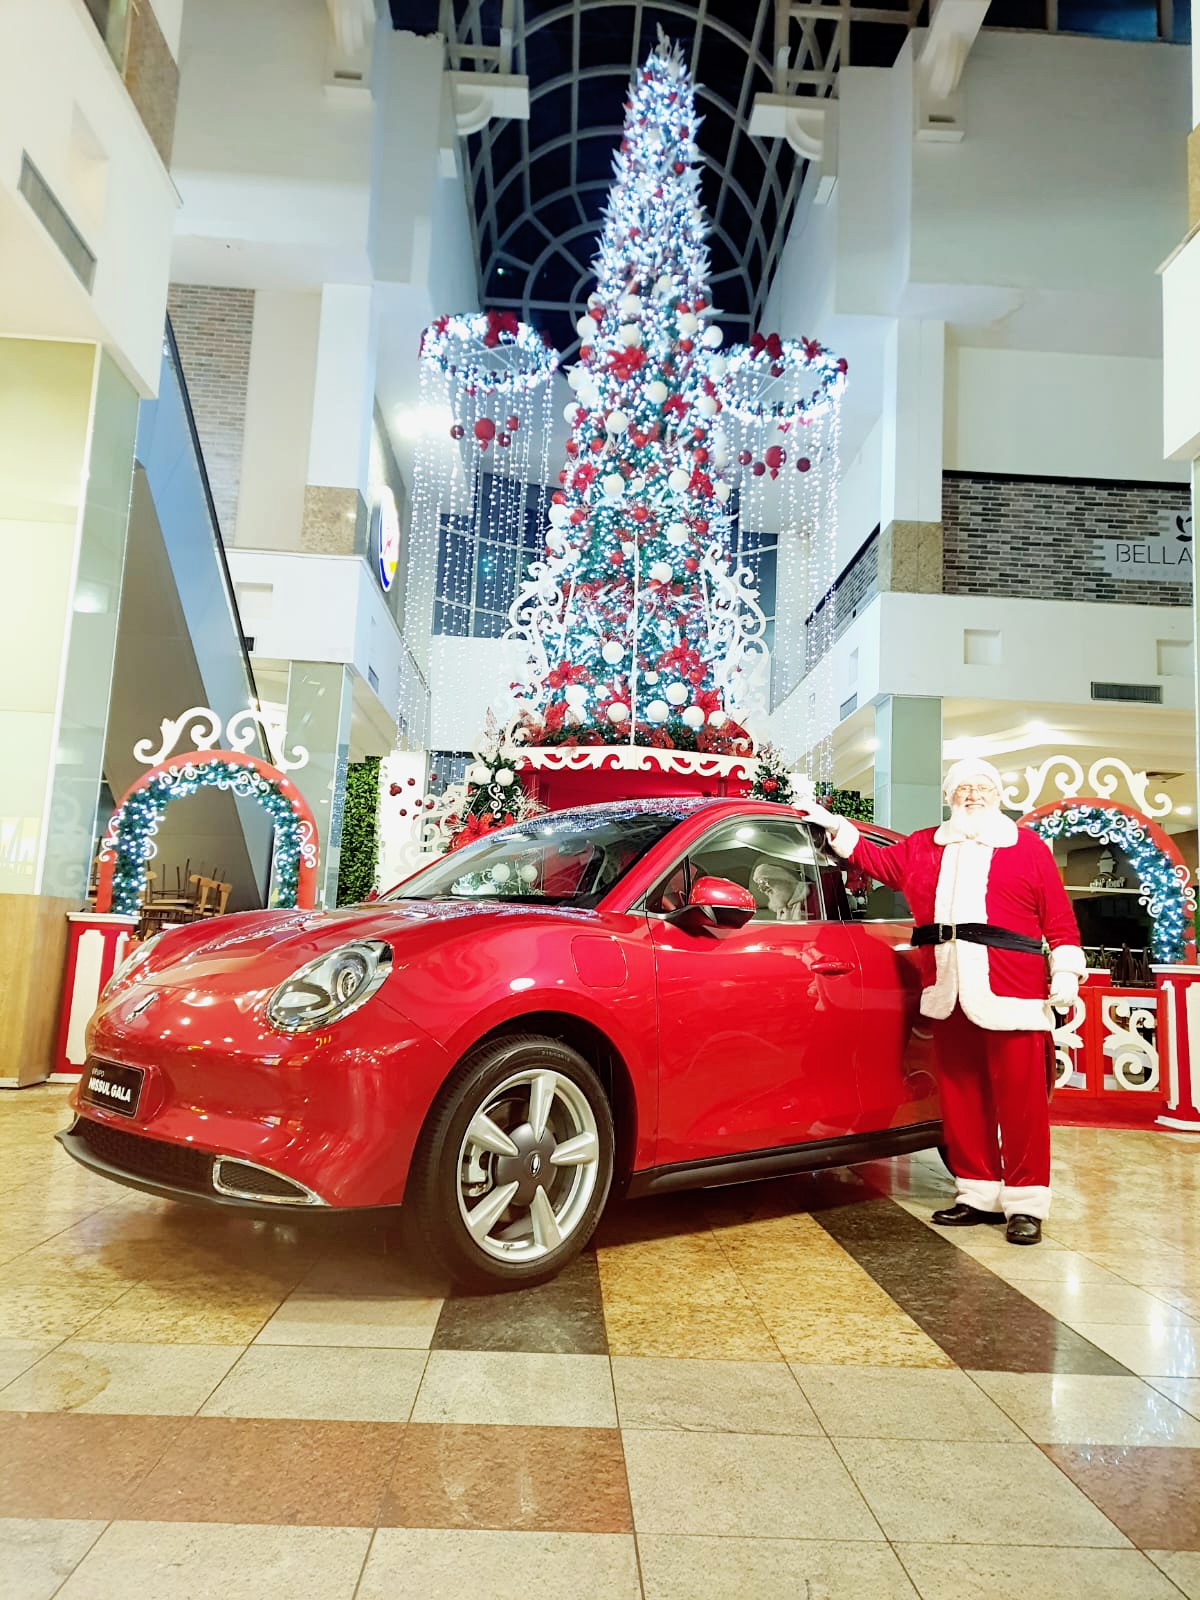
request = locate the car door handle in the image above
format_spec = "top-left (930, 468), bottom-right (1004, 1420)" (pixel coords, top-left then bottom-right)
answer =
top-left (812, 959), bottom-right (855, 976)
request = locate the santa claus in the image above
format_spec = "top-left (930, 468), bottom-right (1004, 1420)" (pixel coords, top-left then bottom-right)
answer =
top-left (802, 757), bottom-right (1085, 1245)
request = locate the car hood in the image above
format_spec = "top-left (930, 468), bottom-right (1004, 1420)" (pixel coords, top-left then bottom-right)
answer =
top-left (129, 899), bottom-right (602, 995)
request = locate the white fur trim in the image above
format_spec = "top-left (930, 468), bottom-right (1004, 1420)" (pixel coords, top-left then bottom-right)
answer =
top-left (918, 837), bottom-right (1053, 1031)
top-left (955, 1176), bottom-right (1003, 1213)
top-left (942, 757), bottom-right (1004, 803)
top-left (1001, 1184), bottom-right (1051, 1221)
top-left (828, 818), bottom-right (860, 859)
top-left (1050, 943), bottom-right (1087, 979)
top-left (934, 811), bottom-right (1018, 848)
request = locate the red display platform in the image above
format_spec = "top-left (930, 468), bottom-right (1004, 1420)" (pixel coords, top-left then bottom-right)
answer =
top-left (512, 744), bottom-right (754, 812)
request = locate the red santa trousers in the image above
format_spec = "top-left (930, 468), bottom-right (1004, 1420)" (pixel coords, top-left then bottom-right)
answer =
top-left (932, 1004), bottom-right (1053, 1220)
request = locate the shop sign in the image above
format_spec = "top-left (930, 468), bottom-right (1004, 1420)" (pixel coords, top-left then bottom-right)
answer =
top-left (373, 488), bottom-right (401, 592)
top-left (1093, 511), bottom-right (1192, 584)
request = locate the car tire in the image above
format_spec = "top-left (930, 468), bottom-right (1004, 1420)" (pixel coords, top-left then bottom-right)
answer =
top-left (406, 1033), bottom-right (615, 1290)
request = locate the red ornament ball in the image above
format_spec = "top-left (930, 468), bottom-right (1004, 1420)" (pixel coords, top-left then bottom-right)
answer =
top-left (752, 461), bottom-right (766, 477)
top-left (764, 444), bottom-right (786, 471)
top-left (590, 438), bottom-right (606, 453)
top-left (737, 449), bottom-right (753, 466)
top-left (473, 417), bottom-right (495, 445)
top-left (507, 414), bottom-right (520, 431)
top-left (684, 557), bottom-right (699, 572)
top-left (497, 432), bottom-right (511, 448)
top-left (389, 782), bottom-right (402, 796)
top-left (407, 777), bottom-right (416, 787)
top-left (449, 423), bottom-right (465, 441)
top-left (797, 457), bottom-right (811, 472)
top-left (608, 549), bottom-right (624, 565)
top-left (762, 778), bottom-right (778, 794)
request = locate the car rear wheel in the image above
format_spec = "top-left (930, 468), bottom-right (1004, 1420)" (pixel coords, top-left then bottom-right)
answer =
top-left (406, 1034), bottom-right (615, 1289)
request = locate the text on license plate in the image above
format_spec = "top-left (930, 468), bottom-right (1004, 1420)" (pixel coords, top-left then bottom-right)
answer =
top-left (82, 1061), bottom-right (144, 1119)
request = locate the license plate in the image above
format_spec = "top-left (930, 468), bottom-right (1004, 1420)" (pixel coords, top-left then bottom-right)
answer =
top-left (81, 1060), bottom-right (145, 1119)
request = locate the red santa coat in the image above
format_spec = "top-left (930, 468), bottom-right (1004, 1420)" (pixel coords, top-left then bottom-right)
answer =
top-left (829, 810), bottom-right (1086, 1032)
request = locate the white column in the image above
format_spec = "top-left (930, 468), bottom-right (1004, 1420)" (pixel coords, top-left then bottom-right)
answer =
top-left (307, 284), bottom-right (378, 493)
top-left (880, 317), bottom-right (945, 529)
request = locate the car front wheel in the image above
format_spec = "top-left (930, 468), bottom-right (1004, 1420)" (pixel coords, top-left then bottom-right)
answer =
top-left (407, 1034), bottom-right (615, 1289)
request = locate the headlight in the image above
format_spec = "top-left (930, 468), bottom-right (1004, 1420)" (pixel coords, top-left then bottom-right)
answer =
top-left (266, 940), bottom-right (392, 1033)
top-left (102, 933), bottom-right (163, 998)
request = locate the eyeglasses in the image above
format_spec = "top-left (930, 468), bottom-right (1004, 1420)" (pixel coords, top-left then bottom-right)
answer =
top-left (952, 783), bottom-right (998, 802)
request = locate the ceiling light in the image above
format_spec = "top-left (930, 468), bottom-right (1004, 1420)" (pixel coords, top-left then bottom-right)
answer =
top-left (1177, 805), bottom-right (1193, 817)
top-left (1026, 720), bottom-right (1051, 740)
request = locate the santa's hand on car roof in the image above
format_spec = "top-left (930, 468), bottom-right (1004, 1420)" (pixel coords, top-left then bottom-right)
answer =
top-left (797, 799), bottom-right (838, 832)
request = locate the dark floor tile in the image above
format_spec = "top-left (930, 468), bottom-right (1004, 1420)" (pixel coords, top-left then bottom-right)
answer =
top-left (128, 1416), bottom-right (403, 1525)
top-left (432, 1251), bottom-right (607, 1354)
top-left (816, 1197), bottom-right (1130, 1377)
top-left (0, 1412), bottom-right (185, 1518)
top-left (1042, 1445), bottom-right (1200, 1550)
top-left (380, 1423), bottom-right (632, 1532)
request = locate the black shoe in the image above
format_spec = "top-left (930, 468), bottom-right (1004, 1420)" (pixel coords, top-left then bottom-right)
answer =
top-left (931, 1203), bottom-right (1007, 1227)
top-left (1006, 1214), bottom-right (1042, 1245)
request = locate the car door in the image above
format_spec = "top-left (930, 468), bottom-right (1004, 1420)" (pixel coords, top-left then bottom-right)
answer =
top-left (647, 814), bottom-right (867, 1167)
top-left (815, 827), bottom-right (940, 1132)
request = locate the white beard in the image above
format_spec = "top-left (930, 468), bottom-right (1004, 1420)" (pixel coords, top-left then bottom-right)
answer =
top-left (950, 802), bottom-right (1000, 840)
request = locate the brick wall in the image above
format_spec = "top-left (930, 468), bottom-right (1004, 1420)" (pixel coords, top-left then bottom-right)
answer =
top-left (167, 285), bottom-right (255, 540)
top-left (943, 473), bottom-right (1191, 607)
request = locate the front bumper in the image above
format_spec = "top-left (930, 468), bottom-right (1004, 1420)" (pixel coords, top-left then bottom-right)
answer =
top-left (57, 1117), bottom-right (401, 1220)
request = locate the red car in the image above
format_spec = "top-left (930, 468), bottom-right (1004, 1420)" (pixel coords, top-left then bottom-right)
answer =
top-left (60, 798), bottom-right (941, 1287)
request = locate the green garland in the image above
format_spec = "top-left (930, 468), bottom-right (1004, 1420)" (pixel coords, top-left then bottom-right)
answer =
top-left (337, 757), bottom-right (381, 905)
top-left (817, 784), bottom-right (874, 823)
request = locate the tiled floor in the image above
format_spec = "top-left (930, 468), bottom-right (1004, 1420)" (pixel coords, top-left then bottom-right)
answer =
top-left (1, 1088), bottom-right (1198, 1598)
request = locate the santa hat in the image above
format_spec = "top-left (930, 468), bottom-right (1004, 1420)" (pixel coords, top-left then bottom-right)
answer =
top-left (942, 757), bottom-right (1004, 804)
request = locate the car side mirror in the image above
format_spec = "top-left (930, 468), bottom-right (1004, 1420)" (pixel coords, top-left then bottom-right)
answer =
top-left (669, 874), bottom-right (757, 930)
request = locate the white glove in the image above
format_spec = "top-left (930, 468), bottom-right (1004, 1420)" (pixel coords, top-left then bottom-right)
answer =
top-left (799, 800), bottom-right (839, 832)
top-left (1048, 972), bottom-right (1079, 1009)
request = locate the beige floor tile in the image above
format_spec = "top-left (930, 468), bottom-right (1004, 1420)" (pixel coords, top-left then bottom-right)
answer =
top-left (895, 1544), bottom-right (1184, 1599)
top-left (1144, 1287), bottom-right (1200, 1320)
top-left (0, 1339), bottom-right (60, 1387)
top-left (0, 1341), bottom-right (239, 1416)
top-left (1070, 1322), bottom-right (1200, 1379)
top-left (794, 1366), bottom-right (1022, 1441)
top-left (199, 1344), bottom-right (427, 1422)
top-left (970, 1371), bottom-right (1200, 1446)
top-left (1144, 1378), bottom-right (1200, 1418)
top-left (1017, 1281), bottom-right (1199, 1326)
top-left (254, 1286), bottom-right (443, 1350)
top-left (622, 1431), bottom-right (880, 1539)
top-left (0, 1280), bottom-right (129, 1341)
top-left (0, 1518), bottom-right (106, 1600)
top-left (596, 1242), bottom-right (747, 1307)
top-left (1147, 1550), bottom-right (1200, 1599)
top-left (53, 1521), bottom-right (372, 1600)
top-left (835, 1438), bottom-right (1129, 1546)
top-left (638, 1535), bottom-right (918, 1599)
top-left (602, 1299), bottom-right (781, 1360)
top-left (611, 1357), bottom-right (820, 1435)
top-left (962, 1249), bottom-right (1128, 1286)
top-left (765, 1307), bottom-right (954, 1368)
top-left (412, 1351), bottom-right (617, 1427)
top-left (72, 1281), bottom-right (284, 1345)
top-left (356, 1530), bottom-right (640, 1599)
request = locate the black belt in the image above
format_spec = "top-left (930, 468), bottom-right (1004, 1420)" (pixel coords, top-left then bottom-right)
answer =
top-left (912, 922), bottom-right (1046, 956)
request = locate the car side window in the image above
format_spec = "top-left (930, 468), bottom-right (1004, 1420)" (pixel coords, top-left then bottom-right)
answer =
top-left (647, 817), bottom-right (828, 922)
top-left (815, 828), bottom-right (912, 922)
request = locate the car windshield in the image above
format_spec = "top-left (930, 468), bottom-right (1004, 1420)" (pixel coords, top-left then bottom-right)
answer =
top-left (384, 809), bottom-right (684, 908)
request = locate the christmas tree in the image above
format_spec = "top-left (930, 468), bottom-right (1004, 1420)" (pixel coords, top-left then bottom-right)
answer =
top-left (750, 743), bottom-right (794, 805)
top-left (506, 36), bottom-right (766, 756)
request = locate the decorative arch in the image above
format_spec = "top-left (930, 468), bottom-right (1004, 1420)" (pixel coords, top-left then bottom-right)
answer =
top-left (1022, 797), bottom-right (1196, 965)
top-left (95, 751), bottom-right (318, 916)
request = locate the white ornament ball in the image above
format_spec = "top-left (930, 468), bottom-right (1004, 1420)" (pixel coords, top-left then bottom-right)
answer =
top-left (565, 707), bottom-right (584, 726)
top-left (701, 325), bottom-right (724, 349)
top-left (653, 275), bottom-right (674, 299)
top-left (708, 710), bottom-right (728, 728)
top-left (649, 560), bottom-right (673, 583)
top-left (715, 483), bottom-right (732, 503)
top-left (575, 314), bottom-right (595, 339)
top-left (601, 640), bottom-right (623, 665)
top-left (547, 530), bottom-right (566, 552)
top-left (646, 699), bottom-right (669, 723)
top-left (619, 323), bottom-right (642, 348)
top-left (563, 401), bottom-right (581, 423)
top-left (618, 293), bottom-right (642, 319)
top-left (678, 312), bottom-right (699, 336)
top-left (564, 683), bottom-right (588, 707)
top-left (578, 384), bottom-right (599, 408)
top-left (698, 396), bottom-right (719, 418)
top-left (602, 473), bottom-right (625, 501)
top-left (646, 380), bottom-right (669, 404)
top-left (682, 706), bottom-right (705, 729)
top-left (709, 355), bottom-right (728, 378)
top-left (711, 432), bottom-right (729, 469)
top-left (467, 763), bottom-right (491, 784)
top-left (548, 503), bottom-right (570, 527)
top-left (621, 540), bottom-right (636, 558)
top-left (587, 292), bottom-right (603, 309)
top-left (605, 410), bottom-right (629, 434)
top-left (490, 862), bottom-right (512, 885)
top-left (668, 467), bottom-right (691, 494)
top-left (566, 367), bottom-right (583, 391)
top-left (495, 768), bottom-right (514, 786)
top-left (519, 863), bottom-right (539, 884)
top-left (666, 521), bottom-right (689, 546)
top-left (666, 683), bottom-right (689, 706)
top-left (643, 670), bottom-right (660, 685)
top-left (608, 702), bottom-right (630, 724)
